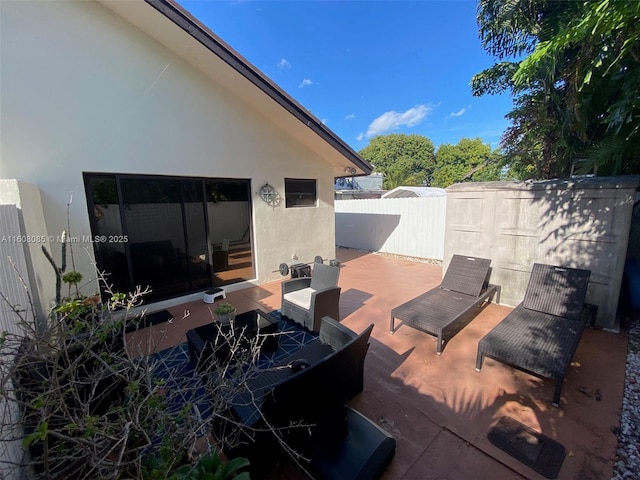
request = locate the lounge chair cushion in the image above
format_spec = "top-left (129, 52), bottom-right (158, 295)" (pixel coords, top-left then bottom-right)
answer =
top-left (283, 287), bottom-right (316, 309)
top-left (522, 264), bottom-right (590, 321)
top-left (440, 255), bottom-right (491, 297)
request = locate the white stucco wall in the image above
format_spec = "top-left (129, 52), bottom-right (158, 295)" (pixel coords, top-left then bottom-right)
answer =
top-left (1, 0), bottom-right (337, 309)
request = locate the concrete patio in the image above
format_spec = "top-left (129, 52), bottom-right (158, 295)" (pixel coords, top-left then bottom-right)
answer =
top-left (128, 248), bottom-right (629, 480)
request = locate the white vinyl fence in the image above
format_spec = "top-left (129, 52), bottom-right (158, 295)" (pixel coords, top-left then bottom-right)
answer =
top-left (335, 197), bottom-right (447, 261)
top-left (0, 205), bottom-right (31, 480)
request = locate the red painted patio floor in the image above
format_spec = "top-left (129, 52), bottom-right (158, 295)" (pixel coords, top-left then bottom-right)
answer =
top-left (127, 248), bottom-right (628, 480)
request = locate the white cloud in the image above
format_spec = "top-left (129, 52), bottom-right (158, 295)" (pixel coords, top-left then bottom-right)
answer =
top-left (345, 113), bottom-right (356, 120)
top-left (448, 108), bottom-right (466, 118)
top-left (321, 118), bottom-right (329, 125)
top-left (365, 104), bottom-right (433, 137)
top-left (277, 58), bottom-right (291, 69)
top-left (356, 132), bottom-right (364, 141)
top-left (299, 78), bottom-right (313, 88)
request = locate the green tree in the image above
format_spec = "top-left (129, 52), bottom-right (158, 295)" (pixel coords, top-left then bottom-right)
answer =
top-left (513, 0), bottom-right (640, 175)
top-left (432, 137), bottom-right (503, 187)
top-left (472, 0), bottom-right (581, 179)
top-left (500, 89), bottom-right (566, 180)
top-left (473, 0), bottom-right (640, 178)
top-left (358, 134), bottom-right (436, 189)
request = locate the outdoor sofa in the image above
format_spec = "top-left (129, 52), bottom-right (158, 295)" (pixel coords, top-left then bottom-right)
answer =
top-left (476, 263), bottom-right (595, 407)
top-left (390, 254), bottom-right (498, 354)
top-left (227, 317), bottom-right (396, 479)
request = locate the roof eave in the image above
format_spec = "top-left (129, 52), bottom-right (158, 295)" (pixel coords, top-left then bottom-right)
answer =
top-left (143, 0), bottom-right (372, 175)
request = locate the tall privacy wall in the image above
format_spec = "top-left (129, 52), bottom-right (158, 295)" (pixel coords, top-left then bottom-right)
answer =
top-left (444, 176), bottom-right (639, 329)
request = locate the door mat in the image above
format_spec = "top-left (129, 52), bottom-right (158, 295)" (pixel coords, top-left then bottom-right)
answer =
top-left (488, 416), bottom-right (566, 479)
top-left (126, 309), bottom-right (174, 333)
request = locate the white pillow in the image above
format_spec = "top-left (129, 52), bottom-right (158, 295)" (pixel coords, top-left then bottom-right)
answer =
top-left (284, 287), bottom-right (316, 309)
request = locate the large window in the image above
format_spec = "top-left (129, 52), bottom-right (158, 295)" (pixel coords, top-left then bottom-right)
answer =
top-left (285, 178), bottom-right (317, 208)
top-left (84, 173), bottom-right (253, 302)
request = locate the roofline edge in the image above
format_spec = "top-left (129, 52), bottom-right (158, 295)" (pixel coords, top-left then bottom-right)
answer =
top-left (145, 0), bottom-right (372, 175)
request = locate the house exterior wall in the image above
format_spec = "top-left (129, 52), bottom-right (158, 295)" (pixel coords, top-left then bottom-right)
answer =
top-left (444, 176), bottom-right (640, 329)
top-left (1, 0), bottom-right (337, 310)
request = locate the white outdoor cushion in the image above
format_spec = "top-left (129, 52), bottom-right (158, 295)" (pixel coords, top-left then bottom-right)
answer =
top-left (284, 287), bottom-right (316, 309)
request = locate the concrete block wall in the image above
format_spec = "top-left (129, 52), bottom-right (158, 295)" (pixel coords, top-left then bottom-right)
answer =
top-left (444, 176), bottom-right (639, 329)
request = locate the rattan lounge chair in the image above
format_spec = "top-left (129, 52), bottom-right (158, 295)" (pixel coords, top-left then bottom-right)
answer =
top-left (476, 263), bottom-right (595, 407)
top-left (390, 254), bottom-right (498, 355)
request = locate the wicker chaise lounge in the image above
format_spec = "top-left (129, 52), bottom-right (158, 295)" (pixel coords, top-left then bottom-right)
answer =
top-left (476, 263), bottom-right (594, 407)
top-left (390, 254), bottom-right (498, 355)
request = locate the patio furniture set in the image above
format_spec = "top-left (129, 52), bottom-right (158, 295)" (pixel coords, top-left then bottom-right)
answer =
top-left (186, 263), bottom-right (396, 479)
top-left (185, 256), bottom-right (594, 478)
top-left (390, 254), bottom-right (596, 407)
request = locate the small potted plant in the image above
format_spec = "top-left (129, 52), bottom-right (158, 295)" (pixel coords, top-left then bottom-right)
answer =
top-left (214, 302), bottom-right (236, 325)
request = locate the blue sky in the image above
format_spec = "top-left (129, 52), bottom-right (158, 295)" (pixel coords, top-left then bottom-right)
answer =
top-left (178, 0), bottom-right (514, 151)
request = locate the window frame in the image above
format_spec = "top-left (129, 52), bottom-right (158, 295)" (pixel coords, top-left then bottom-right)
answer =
top-left (284, 178), bottom-right (317, 208)
top-left (83, 172), bottom-right (254, 302)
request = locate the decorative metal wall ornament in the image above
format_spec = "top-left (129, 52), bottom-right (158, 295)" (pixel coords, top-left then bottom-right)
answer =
top-left (258, 183), bottom-right (281, 207)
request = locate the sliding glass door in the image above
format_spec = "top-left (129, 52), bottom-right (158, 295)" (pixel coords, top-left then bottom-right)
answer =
top-left (84, 173), bottom-right (253, 302)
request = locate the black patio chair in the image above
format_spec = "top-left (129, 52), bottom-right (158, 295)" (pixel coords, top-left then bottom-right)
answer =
top-left (226, 318), bottom-right (395, 479)
top-left (476, 263), bottom-right (595, 407)
top-left (281, 263), bottom-right (341, 332)
top-left (390, 254), bottom-right (498, 355)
